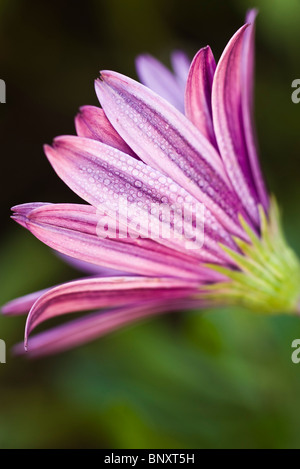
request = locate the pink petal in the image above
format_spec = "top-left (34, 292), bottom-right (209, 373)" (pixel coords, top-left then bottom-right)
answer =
top-left (185, 46), bottom-right (217, 147)
top-left (57, 252), bottom-right (128, 276)
top-left (10, 202), bottom-right (51, 228)
top-left (135, 54), bottom-right (185, 112)
top-left (45, 136), bottom-right (238, 260)
top-left (75, 105), bottom-right (137, 158)
top-left (15, 301), bottom-right (175, 357)
top-left (2, 288), bottom-right (49, 316)
top-left (12, 203), bottom-right (217, 281)
top-left (212, 24), bottom-right (260, 225)
top-left (24, 276), bottom-right (197, 342)
top-left (241, 9), bottom-right (269, 210)
top-left (95, 71), bottom-right (250, 238)
top-left (171, 50), bottom-right (190, 88)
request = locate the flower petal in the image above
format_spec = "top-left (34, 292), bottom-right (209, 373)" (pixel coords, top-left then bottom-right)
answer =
top-left (241, 9), bottom-right (269, 210)
top-left (212, 24), bottom-right (261, 224)
top-left (2, 289), bottom-right (49, 316)
top-left (95, 71), bottom-right (250, 238)
top-left (75, 105), bottom-right (137, 158)
top-left (12, 203), bottom-right (220, 280)
top-left (15, 301), bottom-right (177, 357)
top-left (10, 202), bottom-right (50, 228)
top-left (185, 46), bottom-right (217, 147)
top-left (135, 54), bottom-right (185, 111)
top-left (45, 136), bottom-right (238, 260)
top-left (24, 276), bottom-right (197, 342)
top-left (57, 252), bottom-right (128, 276)
top-left (171, 50), bottom-right (190, 88)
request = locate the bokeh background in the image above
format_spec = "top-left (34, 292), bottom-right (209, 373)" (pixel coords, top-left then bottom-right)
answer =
top-left (0, 0), bottom-right (300, 449)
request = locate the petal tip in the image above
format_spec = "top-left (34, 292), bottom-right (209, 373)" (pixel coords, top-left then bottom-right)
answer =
top-left (1, 303), bottom-right (12, 315)
top-left (44, 142), bottom-right (55, 156)
top-left (12, 342), bottom-right (27, 357)
top-left (10, 203), bottom-right (47, 228)
top-left (11, 213), bottom-right (28, 229)
top-left (246, 8), bottom-right (258, 24)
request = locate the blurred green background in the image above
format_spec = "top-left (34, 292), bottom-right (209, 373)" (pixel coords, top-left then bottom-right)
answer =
top-left (1, 0), bottom-right (300, 449)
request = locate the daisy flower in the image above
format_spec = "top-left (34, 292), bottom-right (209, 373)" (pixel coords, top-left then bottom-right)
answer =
top-left (3, 10), bottom-right (300, 357)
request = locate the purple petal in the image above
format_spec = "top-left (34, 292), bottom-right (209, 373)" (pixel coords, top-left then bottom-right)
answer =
top-left (24, 276), bottom-right (196, 342)
top-left (10, 202), bottom-right (51, 228)
top-left (185, 46), bottom-right (217, 147)
top-left (212, 24), bottom-right (261, 224)
top-left (75, 105), bottom-right (137, 158)
top-left (241, 9), bottom-right (269, 210)
top-left (95, 72), bottom-right (250, 238)
top-left (135, 54), bottom-right (185, 112)
top-left (12, 203), bottom-right (219, 280)
top-left (57, 252), bottom-right (128, 276)
top-left (45, 136), bottom-right (238, 260)
top-left (15, 301), bottom-right (177, 357)
top-left (171, 50), bottom-right (190, 88)
top-left (2, 288), bottom-right (49, 316)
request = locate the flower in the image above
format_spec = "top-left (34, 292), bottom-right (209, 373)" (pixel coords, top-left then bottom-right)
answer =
top-left (3, 10), bottom-right (300, 357)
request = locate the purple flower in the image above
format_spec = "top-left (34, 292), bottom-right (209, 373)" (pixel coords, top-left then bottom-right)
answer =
top-left (3, 10), bottom-right (300, 357)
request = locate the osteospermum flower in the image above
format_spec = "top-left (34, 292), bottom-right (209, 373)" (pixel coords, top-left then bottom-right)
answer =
top-left (3, 10), bottom-right (300, 357)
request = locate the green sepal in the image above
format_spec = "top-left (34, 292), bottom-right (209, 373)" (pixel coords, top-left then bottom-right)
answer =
top-left (200, 197), bottom-right (300, 314)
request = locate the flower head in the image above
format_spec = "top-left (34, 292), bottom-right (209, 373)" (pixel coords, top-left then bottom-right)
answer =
top-left (3, 10), bottom-right (300, 357)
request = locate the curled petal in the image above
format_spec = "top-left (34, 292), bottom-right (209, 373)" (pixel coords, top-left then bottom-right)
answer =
top-left (18, 296), bottom-right (211, 357)
top-left (25, 276), bottom-right (196, 342)
top-left (15, 301), bottom-right (174, 357)
top-left (241, 9), bottom-right (269, 210)
top-left (185, 46), bottom-right (217, 147)
top-left (212, 25), bottom-right (260, 224)
top-left (2, 289), bottom-right (49, 316)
